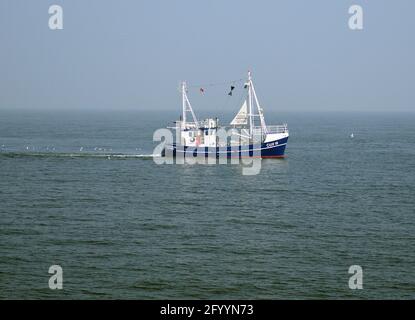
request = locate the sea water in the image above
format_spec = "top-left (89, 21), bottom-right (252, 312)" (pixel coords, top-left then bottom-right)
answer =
top-left (0, 110), bottom-right (414, 299)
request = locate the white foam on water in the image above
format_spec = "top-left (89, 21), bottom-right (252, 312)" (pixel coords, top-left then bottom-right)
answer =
top-left (0, 151), bottom-right (161, 160)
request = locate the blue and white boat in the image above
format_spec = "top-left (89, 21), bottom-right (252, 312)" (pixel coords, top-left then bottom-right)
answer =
top-left (162, 71), bottom-right (289, 158)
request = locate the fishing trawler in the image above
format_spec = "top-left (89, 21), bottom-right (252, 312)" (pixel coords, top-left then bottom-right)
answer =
top-left (162, 71), bottom-right (289, 158)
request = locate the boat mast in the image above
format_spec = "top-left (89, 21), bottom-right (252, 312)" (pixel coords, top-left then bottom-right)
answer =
top-left (182, 82), bottom-right (187, 126)
top-left (250, 76), bottom-right (267, 134)
top-left (181, 81), bottom-right (198, 128)
top-left (248, 71), bottom-right (254, 137)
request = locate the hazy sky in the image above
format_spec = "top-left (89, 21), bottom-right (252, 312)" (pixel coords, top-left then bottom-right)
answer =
top-left (0, 0), bottom-right (414, 112)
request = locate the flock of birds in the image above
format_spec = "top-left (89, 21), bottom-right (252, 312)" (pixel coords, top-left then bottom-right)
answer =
top-left (2, 135), bottom-right (357, 154)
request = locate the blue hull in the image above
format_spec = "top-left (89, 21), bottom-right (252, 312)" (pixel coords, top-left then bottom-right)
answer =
top-left (163, 137), bottom-right (288, 158)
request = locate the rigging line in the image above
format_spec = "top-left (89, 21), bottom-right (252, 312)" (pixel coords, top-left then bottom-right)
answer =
top-left (187, 78), bottom-right (245, 89)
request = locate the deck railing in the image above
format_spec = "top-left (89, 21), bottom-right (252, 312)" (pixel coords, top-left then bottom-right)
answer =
top-left (252, 124), bottom-right (288, 135)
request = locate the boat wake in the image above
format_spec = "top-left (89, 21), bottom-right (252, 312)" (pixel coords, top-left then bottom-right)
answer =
top-left (0, 151), bottom-right (160, 160)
